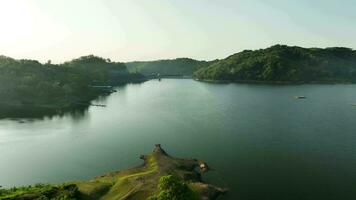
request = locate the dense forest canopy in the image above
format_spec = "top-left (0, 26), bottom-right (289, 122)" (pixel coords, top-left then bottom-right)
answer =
top-left (126, 58), bottom-right (214, 76)
top-left (194, 45), bottom-right (356, 83)
top-left (62, 55), bottom-right (144, 84)
top-left (0, 55), bottom-right (144, 115)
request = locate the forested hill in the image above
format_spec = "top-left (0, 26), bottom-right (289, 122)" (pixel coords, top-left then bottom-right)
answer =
top-left (0, 55), bottom-right (144, 117)
top-left (126, 58), bottom-right (213, 76)
top-left (194, 45), bottom-right (356, 83)
top-left (62, 55), bottom-right (144, 84)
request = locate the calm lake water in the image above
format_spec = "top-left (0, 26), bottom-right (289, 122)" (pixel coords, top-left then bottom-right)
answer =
top-left (1, 79), bottom-right (356, 200)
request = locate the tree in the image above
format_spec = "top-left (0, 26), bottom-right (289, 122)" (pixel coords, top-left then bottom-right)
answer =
top-left (147, 175), bottom-right (197, 200)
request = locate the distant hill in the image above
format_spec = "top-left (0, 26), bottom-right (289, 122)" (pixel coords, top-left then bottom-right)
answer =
top-left (62, 55), bottom-right (145, 84)
top-left (194, 45), bottom-right (356, 83)
top-left (126, 58), bottom-right (214, 76)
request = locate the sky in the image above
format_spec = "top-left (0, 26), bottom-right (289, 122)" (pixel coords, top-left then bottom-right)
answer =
top-left (0, 0), bottom-right (355, 63)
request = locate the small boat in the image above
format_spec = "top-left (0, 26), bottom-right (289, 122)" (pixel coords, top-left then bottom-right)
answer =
top-left (295, 96), bottom-right (306, 99)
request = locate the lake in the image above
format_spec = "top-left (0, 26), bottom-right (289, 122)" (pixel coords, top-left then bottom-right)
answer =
top-left (1, 79), bottom-right (356, 200)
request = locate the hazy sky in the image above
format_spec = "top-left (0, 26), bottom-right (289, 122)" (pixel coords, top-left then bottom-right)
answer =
top-left (0, 0), bottom-right (355, 63)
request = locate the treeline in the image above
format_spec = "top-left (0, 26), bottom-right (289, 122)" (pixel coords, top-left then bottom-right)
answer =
top-left (0, 55), bottom-right (145, 116)
top-left (194, 45), bottom-right (356, 83)
top-left (126, 58), bottom-right (213, 76)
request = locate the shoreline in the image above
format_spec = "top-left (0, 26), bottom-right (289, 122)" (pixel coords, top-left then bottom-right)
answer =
top-left (194, 78), bottom-right (356, 85)
top-left (0, 79), bottom-right (147, 119)
top-left (1, 78), bottom-right (355, 119)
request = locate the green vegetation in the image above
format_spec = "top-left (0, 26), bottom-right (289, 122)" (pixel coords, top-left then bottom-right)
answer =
top-left (0, 55), bottom-right (145, 118)
top-left (0, 145), bottom-right (227, 200)
top-left (3, 44), bottom-right (354, 117)
top-left (194, 45), bottom-right (356, 83)
top-left (62, 55), bottom-right (145, 85)
top-left (147, 175), bottom-right (198, 200)
top-left (0, 183), bottom-right (78, 200)
top-left (126, 58), bottom-right (213, 76)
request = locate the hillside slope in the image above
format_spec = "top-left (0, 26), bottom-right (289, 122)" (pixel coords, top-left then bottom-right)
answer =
top-left (194, 45), bottom-right (356, 83)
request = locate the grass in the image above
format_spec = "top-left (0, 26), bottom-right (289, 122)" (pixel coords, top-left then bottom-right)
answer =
top-left (0, 183), bottom-right (77, 200)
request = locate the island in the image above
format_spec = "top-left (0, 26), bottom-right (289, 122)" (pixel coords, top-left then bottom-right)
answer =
top-left (194, 45), bottom-right (356, 83)
top-left (0, 145), bottom-right (227, 200)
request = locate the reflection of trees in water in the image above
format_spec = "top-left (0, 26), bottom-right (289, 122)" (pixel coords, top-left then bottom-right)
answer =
top-left (65, 107), bottom-right (89, 122)
top-left (91, 84), bottom-right (130, 104)
top-left (0, 83), bottom-right (139, 121)
top-left (0, 105), bottom-right (89, 121)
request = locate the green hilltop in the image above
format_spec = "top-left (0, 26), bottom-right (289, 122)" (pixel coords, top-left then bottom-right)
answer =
top-left (194, 45), bottom-right (356, 83)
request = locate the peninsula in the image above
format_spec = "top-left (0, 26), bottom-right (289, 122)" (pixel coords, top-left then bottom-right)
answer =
top-left (0, 145), bottom-right (227, 200)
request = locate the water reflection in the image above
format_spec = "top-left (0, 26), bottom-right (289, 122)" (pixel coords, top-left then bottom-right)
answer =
top-left (0, 105), bottom-right (89, 121)
top-left (1, 80), bottom-right (356, 200)
top-left (0, 83), bottom-right (135, 121)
